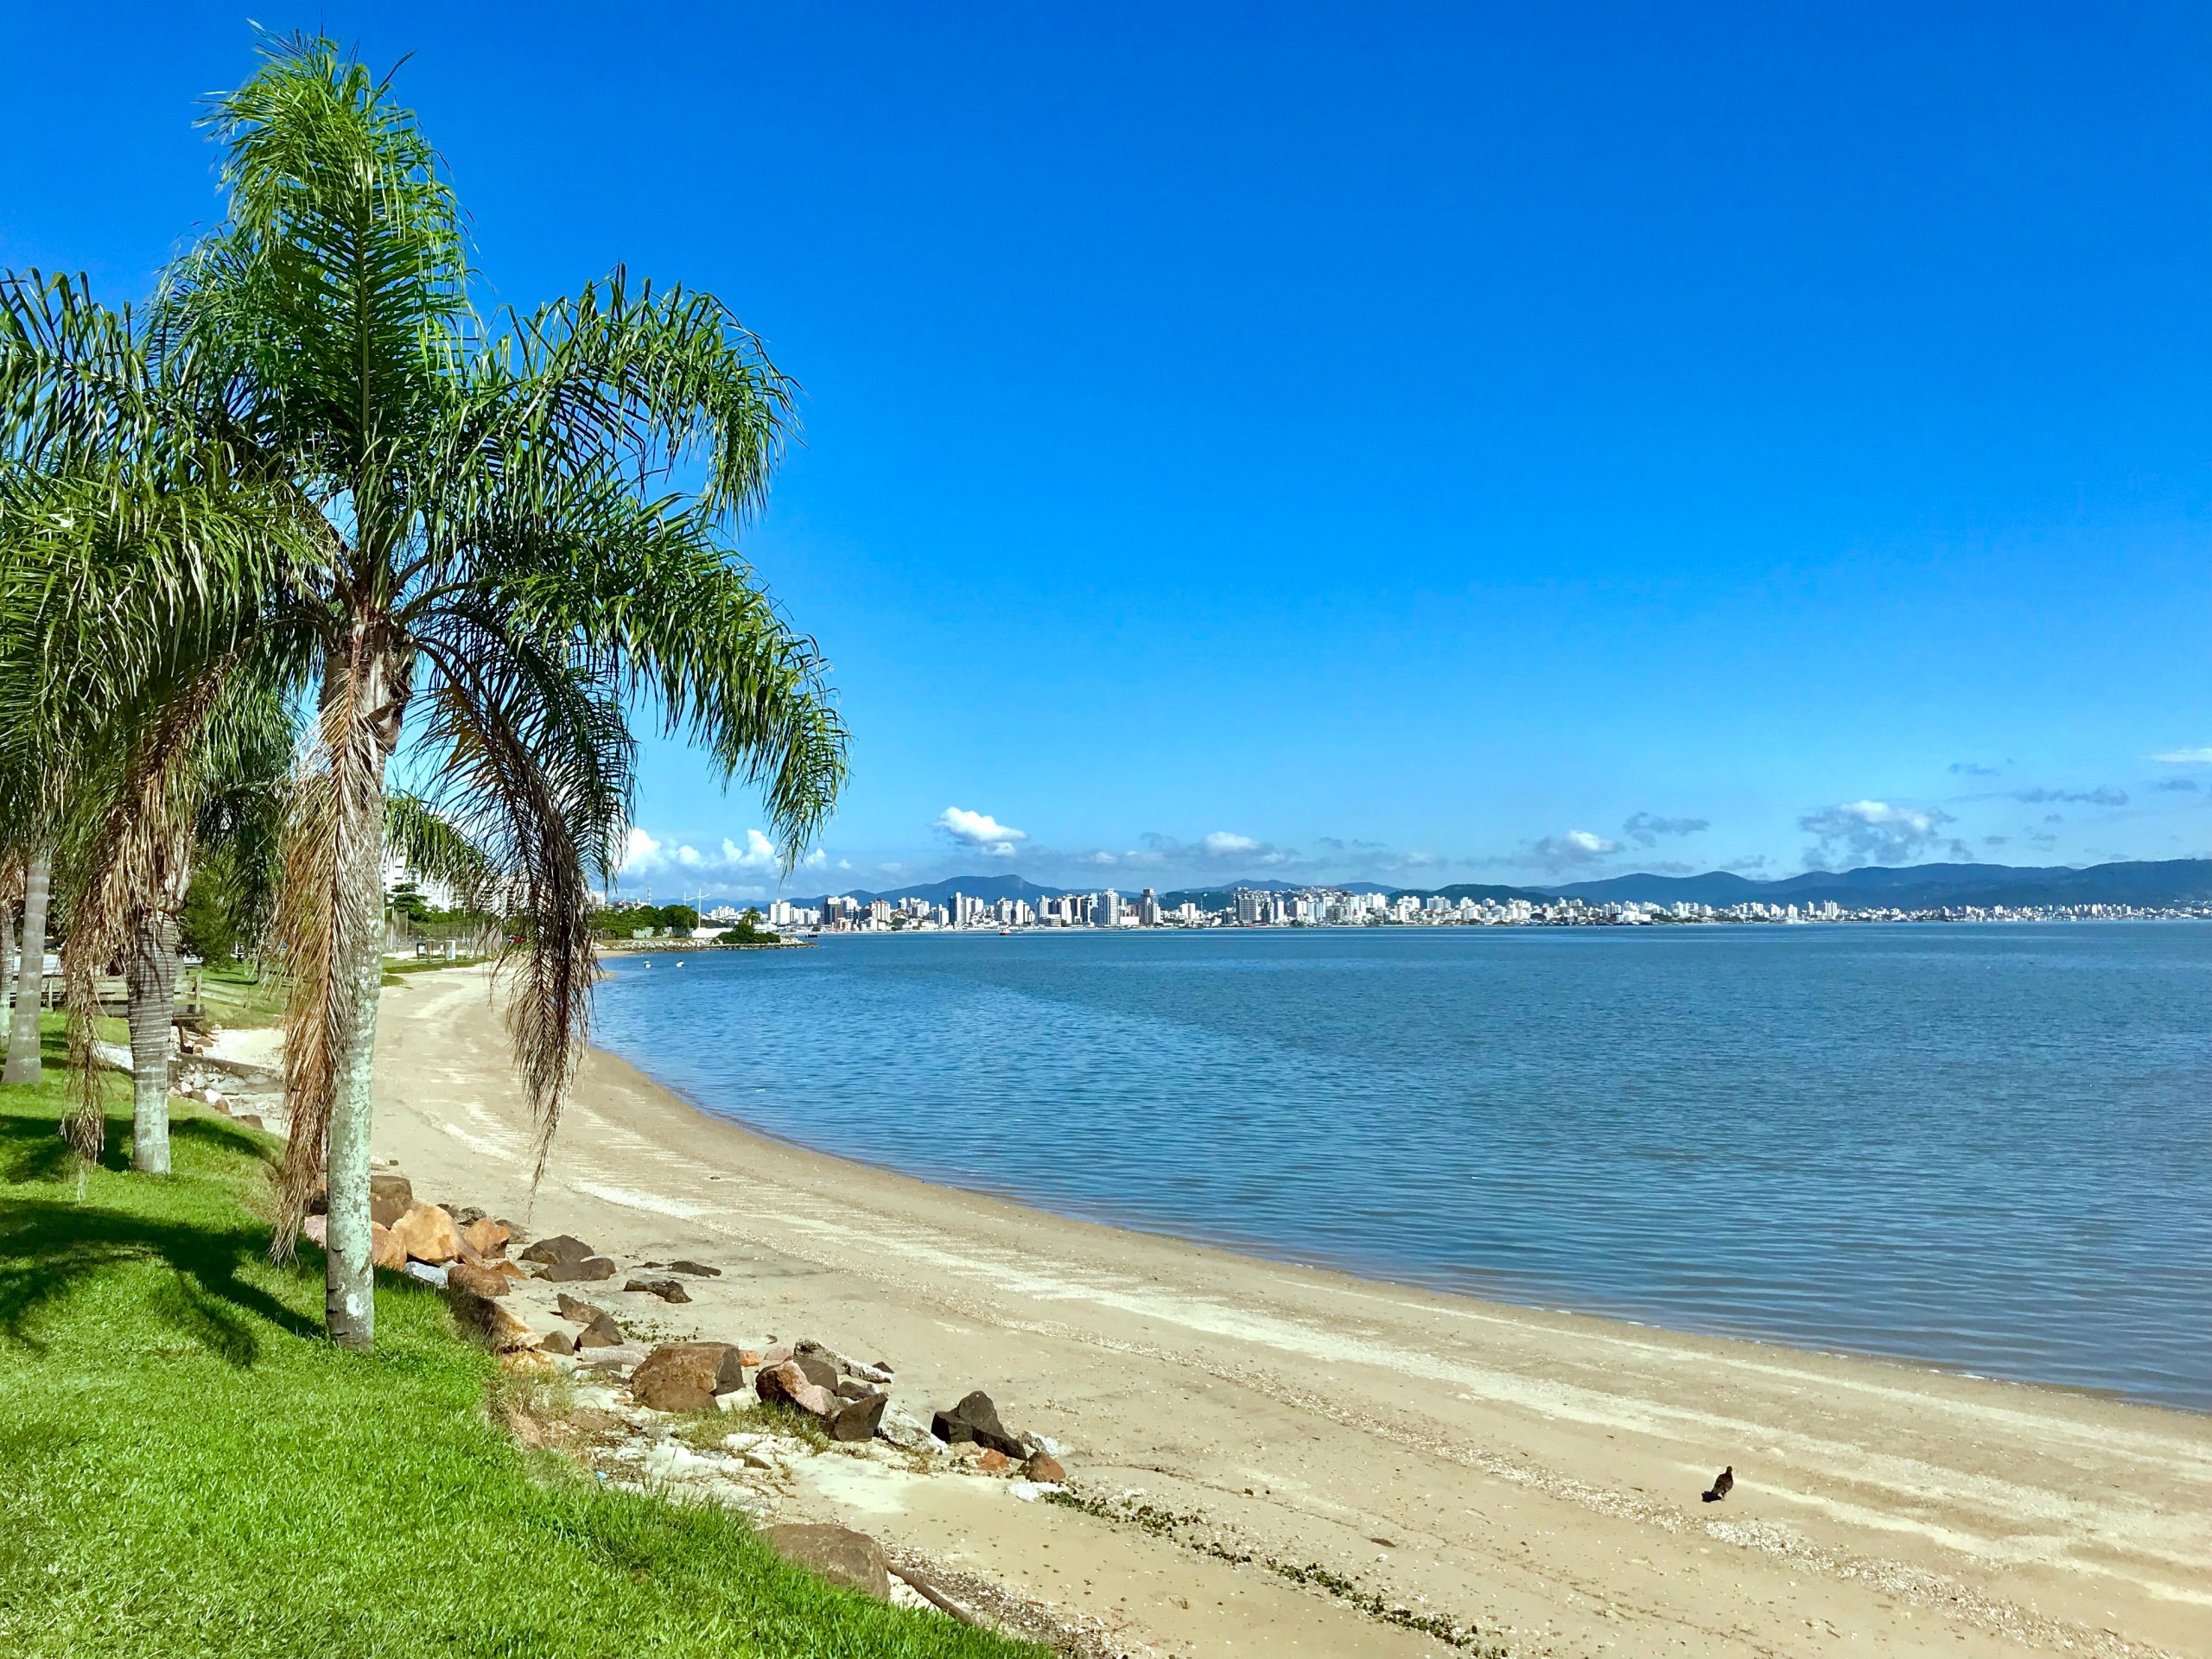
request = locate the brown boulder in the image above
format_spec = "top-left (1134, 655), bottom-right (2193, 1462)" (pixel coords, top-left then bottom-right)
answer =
top-left (543, 1329), bottom-right (576, 1356)
top-left (760, 1524), bottom-right (887, 1601)
top-left (369, 1172), bottom-right (414, 1228)
top-left (667, 1259), bottom-right (721, 1277)
top-left (302, 1214), bottom-right (328, 1248)
top-left (577, 1313), bottom-right (626, 1349)
top-left (537, 1255), bottom-right (616, 1283)
top-left (460, 1217), bottom-right (510, 1261)
top-left (444, 1282), bottom-right (537, 1351)
top-left (978, 1447), bottom-right (1011, 1473)
top-left (791, 1350), bottom-right (839, 1392)
top-left (556, 1293), bottom-right (613, 1325)
top-left (371, 1224), bottom-right (405, 1270)
top-left (930, 1390), bottom-right (1025, 1457)
top-left (629, 1342), bottom-right (747, 1413)
top-left (830, 1389), bottom-right (887, 1443)
top-left (1024, 1452), bottom-right (1066, 1483)
top-left (447, 1261), bottom-right (511, 1300)
top-left (388, 1203), bottom-right (463, 1266)
top-left (518, 1233), bottom-right (593, 1267)
top-left (755, 1360), bottom-right (836, 1418)
top-left (624, 1277), bottom-right (690, 1303)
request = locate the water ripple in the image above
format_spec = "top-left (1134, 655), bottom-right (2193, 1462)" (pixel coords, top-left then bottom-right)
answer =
top-left (594, 923), bottom-right (2212, 1410)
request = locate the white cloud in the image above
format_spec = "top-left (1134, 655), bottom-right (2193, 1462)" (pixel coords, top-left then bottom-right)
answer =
top-left (1527, 830), bottom-right (1620, 870)
top-left (620, 825), bottom-right (787, 878)
top-left (1798, 799), bottom-right (1953, 868)
top-left (1201, 831), bottom-right (1262, 856)
top-left (2152, 747), bottom-right (2212, 764)
top-left (1087, 850), bottom-right (1118, 865)
top-left (934, 806), bottom-right (1027, 857)
top-left (623, 827), bottom-right (667, 872)
top-left (799, 849), bottom-right (830, 871)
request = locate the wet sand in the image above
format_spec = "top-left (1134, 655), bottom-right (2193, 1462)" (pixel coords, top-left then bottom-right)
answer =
top-left (371, 966), bottom-right (2212, 1658)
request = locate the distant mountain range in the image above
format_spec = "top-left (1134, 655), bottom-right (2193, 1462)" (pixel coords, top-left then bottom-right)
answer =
top-left (1423, 857), bottom-right (2212, 911)
top-left (745, 856), bottom-right (2212, 914)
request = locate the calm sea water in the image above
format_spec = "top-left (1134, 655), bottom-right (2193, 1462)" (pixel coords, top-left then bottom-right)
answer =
top-left (593, 924), bottom-right (2212, 1410)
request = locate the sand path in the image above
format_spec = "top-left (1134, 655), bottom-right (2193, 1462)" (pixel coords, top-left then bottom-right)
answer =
top-left (371, 968), bottom-right (2212, 1658)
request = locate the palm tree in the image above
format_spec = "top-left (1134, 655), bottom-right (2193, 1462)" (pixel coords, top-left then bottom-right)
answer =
top-left (0, 35), bottom-right (846, 1349)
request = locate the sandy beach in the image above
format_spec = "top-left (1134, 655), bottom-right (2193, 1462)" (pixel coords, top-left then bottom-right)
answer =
top-left (369, 966), bottom-right (2212, 1658)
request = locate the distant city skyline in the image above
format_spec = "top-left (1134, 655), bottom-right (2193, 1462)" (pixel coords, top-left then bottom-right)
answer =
top-left (15, 4), bottom-right (2212, 899)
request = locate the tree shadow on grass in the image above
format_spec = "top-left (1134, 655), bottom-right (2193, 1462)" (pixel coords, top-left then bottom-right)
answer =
top-left (0, 1197), bottom-right (320, 1363)
top-left (0, 1109), bottom-right (317, 1365)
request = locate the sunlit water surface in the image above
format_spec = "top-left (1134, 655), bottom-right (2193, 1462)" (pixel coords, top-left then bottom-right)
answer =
top-left (594, 924), bottom-right (2212, 1409)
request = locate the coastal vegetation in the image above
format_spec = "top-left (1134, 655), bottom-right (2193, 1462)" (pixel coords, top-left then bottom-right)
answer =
top-left (0, 1021), bottom-right (1027, 1657)
top-left (0, 31), bottom-right (847, 1351)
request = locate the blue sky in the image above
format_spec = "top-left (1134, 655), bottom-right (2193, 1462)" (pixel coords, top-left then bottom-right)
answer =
top-left (9, 3), bottom-right (2212, 898)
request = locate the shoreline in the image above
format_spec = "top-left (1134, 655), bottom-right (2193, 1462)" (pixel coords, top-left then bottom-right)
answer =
top-left (371, 966), bottom-right (2212, 1658)
top-left (615, 1046), bottom-right (2196, 1423)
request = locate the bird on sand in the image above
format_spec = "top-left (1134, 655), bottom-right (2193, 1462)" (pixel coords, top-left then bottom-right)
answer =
top-left (1701, 1465), bottom-right (1734, 1503)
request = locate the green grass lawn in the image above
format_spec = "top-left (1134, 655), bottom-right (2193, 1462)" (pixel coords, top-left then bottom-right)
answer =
top-left (0, 1027), bottom-right (1035, 1658)
top-left (192, 958), bottom-right (289, 1027)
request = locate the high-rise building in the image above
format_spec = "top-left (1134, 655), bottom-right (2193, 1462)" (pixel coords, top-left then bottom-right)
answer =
top-left (1099, 889), bottom-right (1123, 927)
top-left (1139, 888), bottom-right (1161, 926)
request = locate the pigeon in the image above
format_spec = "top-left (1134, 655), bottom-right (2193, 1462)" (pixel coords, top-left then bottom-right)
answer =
top-left (1701, 1465), bottom-right (1734, 1503)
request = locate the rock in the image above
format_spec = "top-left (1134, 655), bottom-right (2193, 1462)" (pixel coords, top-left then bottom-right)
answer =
top-left (302, 1214), bottom-right (328, 1248)
top-left (624, 1277), bottom-right (690, 1303)
top-left (371, 1224), bottom-right (405, 1270)
top-left (876, 1410), bottom-right (944, 1456)
top-left (799, 1339), bottom-right (893, 1385)
top-left (368, 1172), bottom-right (414, 1228)
top-left (738, 1350), bottom-right (763, 1369)
top-left (576, 1313), bottom-right (626, 1349)
top-left (401, 1261), bottom-right (449, 1287)
top-left (236, 1114), bottom-right (264, 1130)
top-left (758, 1342), bottom-right (793, 1370)
top-left (388, 1202), bottom-right (463, 1266)
top-left (667, 1259), bottom-right (721, 1277)
top-left (930, 1390), bottom-right (1026, 1457)
top-left (629, 1342), bottom-right (747, 1412)
top-left (518, 1233), bottom-right (594, 1267)
top-left (755, 1360), bottom-right (836, 1418)
top-left (444, 1282), bottom-right (537, 1351)
top-left (447, 1261), bottom-right (511, 1300)
top-left (491, 1260), bottom-right (526, 1281)
top-left (978, 1447), bottom-right (1012, 1473)
top-left (1023, 1452), bottom-right (1066, 1484)
top-left (556, 1293), bottom-right (614, 1325)
top-left (789, 1351), bottom-right (839, 1392)
top-left (835, 1377), bottom-right (875, 1402)
top-left (449, 1205), bottom-right (486, 1226)
top-left (575, 1343), bottom-right (649, 1371)
top-left (538, 1255), bottom-right (616, 1283)
top-left (830, 1390), bottom-right (887, 1443)
top-left (460, 1217), bottom-right (510, 1261)
top-left (543, 1329), bottom-right (576, 1356)
top-left (760, 1524), bottom-right (888, 1601)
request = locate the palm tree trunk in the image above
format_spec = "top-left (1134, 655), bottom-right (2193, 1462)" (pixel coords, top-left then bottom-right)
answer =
top-left (3, 855), bottom-right (53, 1085)
top-left (0, 899), bottom-right (16, 1048)
top-left (127, 908), bottom-right (181, 1173)
top-left (320, 642), bottom-right (403, 1351)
